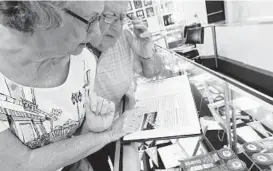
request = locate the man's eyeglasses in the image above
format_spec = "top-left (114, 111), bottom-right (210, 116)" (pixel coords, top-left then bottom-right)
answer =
top-left (63, 8), bottom-right (101, 32)
top-left (64, 8), bottom-right (127, 32)
top-left (101, 13), bottom-right (127, 24)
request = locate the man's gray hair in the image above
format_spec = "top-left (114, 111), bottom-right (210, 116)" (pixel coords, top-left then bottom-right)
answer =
top-left (0, 1), bottom-right (64, 33)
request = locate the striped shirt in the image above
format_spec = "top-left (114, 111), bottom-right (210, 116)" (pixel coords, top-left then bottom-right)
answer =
top-left (94, 33), bottom-right (134, 114)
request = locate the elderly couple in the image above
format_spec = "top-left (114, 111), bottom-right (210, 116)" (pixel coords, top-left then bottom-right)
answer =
top-left (0, 1), bottom-right (162, 171)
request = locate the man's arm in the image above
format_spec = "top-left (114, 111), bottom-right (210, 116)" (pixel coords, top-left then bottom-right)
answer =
top-left (133, 51), bottom-right (163, 78)
top-left (124, 16), bottom-right (163, 78)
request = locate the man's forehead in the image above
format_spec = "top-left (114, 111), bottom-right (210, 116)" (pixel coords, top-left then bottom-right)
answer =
top-left (104, 1), bottom-right (128, 13)
top-left (65, 1), bottom-right (105, 18)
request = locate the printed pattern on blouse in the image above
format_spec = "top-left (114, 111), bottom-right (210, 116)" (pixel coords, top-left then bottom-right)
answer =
top-left (0, 49), bottom-right (96, 149)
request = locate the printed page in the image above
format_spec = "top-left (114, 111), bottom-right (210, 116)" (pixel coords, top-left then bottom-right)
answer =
top-left (123, 75), bottom-right (201, 141)
top-left (135, 75), bottom-right (186, 100)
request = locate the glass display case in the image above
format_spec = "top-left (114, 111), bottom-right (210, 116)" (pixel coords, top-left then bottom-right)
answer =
top-left (126, 45), bottom-right (273, 171)
top-left (147, 45), bottom-right (273, 170)
top-left (130, 47), bottom-right (217, 171)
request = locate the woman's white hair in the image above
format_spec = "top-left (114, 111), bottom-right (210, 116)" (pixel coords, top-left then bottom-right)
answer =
top-left (0, 1), bottom-right (65, 33)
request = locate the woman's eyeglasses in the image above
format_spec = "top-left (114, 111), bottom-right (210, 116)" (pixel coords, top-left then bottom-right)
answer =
top-left (64, 8), bottom-right (128, 31)
top-left (63, 8), bottom-right (101, 32)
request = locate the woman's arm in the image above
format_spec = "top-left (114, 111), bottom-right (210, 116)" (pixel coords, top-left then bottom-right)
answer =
top-left (0, 105), bottom-right (145, 171)
top-left (0, 128), bottom-right (110, 171)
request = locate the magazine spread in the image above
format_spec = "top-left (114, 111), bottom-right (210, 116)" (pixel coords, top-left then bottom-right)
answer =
top-left (123, 75), bottom-right (201, 142)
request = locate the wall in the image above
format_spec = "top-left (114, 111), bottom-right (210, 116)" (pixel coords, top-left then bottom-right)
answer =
top-left (216, 24), bottom-right (273, 74)
top-left (181, 0), bottom-right (216, 56)
top-left (182, 0), bottom-right (208, 25)
top-left (225, 1), bottom-right (273, 23)
top-left (126, 0), bottom-right (210, 49)
top-left (196, 26), bottom-right (214, 57)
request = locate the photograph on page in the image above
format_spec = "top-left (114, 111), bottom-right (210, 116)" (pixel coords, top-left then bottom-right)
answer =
top-left (139, 112), bottom-right (158, 131)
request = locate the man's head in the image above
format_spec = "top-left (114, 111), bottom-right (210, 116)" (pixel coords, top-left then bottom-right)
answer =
top-left (90, 1), bottom-right (128, 52)
top-left (0, 1), bottom-right (105, 59)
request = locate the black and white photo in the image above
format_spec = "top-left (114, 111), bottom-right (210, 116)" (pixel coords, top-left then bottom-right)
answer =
top-left (140, 112), bottom-right (158, 131)
top-left (146, 7), bottom-right (154, 17)
top-left (163, 14), bottom-right (174, 26)
top-left (136, 9), bottom-right (145, 19)
top-left (144, 0), bottom-right (152, 6)
top-left (133, 0), bottom-right (142, 9)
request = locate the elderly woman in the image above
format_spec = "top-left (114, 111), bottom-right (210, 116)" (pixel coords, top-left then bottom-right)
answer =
top-left (86, 1), bottom-right (163, 171)
top-left (0, 1), bottom-right (144, 171)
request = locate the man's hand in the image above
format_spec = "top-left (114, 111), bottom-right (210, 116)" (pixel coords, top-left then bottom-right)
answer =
top-left (124, 15), bottom-right (154, 59)
top-left (82, 92), bottom-right (115, 133)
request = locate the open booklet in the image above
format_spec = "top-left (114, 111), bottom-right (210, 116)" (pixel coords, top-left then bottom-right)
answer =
top-left (123, 74), bottom-right (201, 142)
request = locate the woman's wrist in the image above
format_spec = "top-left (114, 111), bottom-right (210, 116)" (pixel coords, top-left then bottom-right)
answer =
top-left (104, 129), bottom-right (115, 144)
top-left (78, 118), bottom-right (91, 135)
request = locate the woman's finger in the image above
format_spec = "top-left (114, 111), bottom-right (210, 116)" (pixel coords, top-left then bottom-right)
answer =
top-left (108, 101), bottom-right (115, 113)
top-left (134, 107), bottom-right (150, 116)
top-left (100, 99), bottom-right (109, 115)
top-left (89, 91), bottom-right (98, 112)
top-left (96, 97), bottom-right (104, 115)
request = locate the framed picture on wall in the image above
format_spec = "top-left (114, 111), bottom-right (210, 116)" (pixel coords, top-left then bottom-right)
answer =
top-left (163, 14), bottom-right (174, 26)
top-left (144, 0), bottom-right (152, 6)
top-left (127, 1), bottom-right (133, 11)
top-left (136, 10), bottom-right (145, 19)
top-left (145, 7), bottom-right (154, 17)
top-left (134, 0), bottom-right (142, 9)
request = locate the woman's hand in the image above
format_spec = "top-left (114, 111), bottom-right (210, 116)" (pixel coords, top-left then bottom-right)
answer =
top-left (124, 15), bottom-right (154, 59)
top-left (82, 92), bottom-right (115, 133)
top-left (107, 107), bottom-right (148, 142)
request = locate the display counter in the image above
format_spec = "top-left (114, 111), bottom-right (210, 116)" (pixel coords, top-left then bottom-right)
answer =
top-left (116, 45), bottom-right (273, 171)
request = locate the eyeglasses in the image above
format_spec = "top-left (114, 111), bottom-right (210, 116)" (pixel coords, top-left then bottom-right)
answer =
top-left (101, 13), bottom-right (127, 24)
top-left (63, 8), bottom-right (101, 32)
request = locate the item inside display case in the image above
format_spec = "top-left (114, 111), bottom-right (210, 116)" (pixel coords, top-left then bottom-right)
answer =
top-left (239, 138), bottom-right (273, 170)
top-left (180, 148), bottom-right (247, 171)
top-left (137, 137), bottom-right (206, 170)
